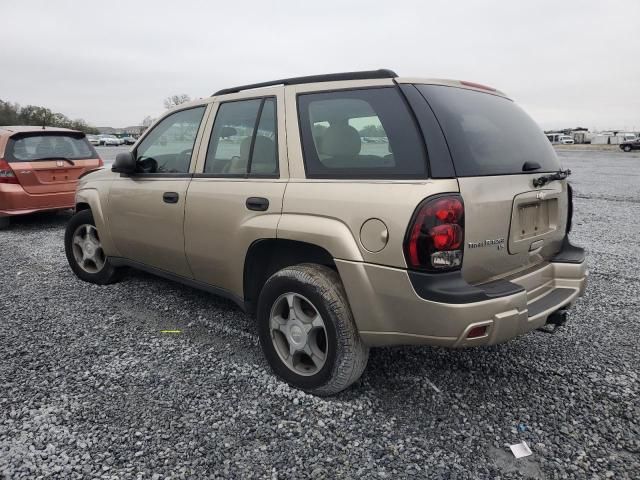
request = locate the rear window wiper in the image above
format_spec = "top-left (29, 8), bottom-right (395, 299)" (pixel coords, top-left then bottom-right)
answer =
top-left (33, 156), bottom-right (76, 166)
top-left (533, 169), bottom-right (571, 187)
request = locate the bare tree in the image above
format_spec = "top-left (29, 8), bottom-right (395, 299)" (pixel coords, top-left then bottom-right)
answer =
top-left (163, 94), bottom-right (191, 110)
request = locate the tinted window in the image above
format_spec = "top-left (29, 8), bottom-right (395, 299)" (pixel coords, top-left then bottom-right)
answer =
top-left (136, 106), bottom-right (205, 174)
top-left (416, 85), bottom-right (560, 176)
top-left (7, 134), bottom-right (96, 162)
top-left (298, 87), bottom-right (427, 179)
top-left (204, 98), bottom-right (278, 176)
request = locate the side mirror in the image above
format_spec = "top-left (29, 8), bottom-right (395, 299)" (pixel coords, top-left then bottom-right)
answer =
top-left (112, 151), bottom-right (136, 174)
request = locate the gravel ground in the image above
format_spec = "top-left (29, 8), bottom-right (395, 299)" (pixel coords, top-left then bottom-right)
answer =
top-left (1, 149), bottom-right (639, 479)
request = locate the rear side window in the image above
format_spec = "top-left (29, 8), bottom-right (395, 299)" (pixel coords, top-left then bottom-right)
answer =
top-left (6, 134), bottom-right (96, 162)
top-left (297, 87), bottom-right (427, 179)
top-left (416, 85), bottom-right (560, 176)
top-left (204, 97), bottom-right (278, 177)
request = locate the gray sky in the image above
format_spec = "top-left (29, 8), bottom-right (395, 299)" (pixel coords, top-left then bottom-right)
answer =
top-left (1, 0), bottom-right (639, 130)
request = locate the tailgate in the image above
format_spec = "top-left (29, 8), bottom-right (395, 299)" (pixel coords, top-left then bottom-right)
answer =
top-left (11, 159), bottom-right (101, 194)
top-left (5, 131), bottom-right (101, 194)
top-left (413, 83), bottom-right (569, 285)
top-left (459, 175), bottom-right (568, 284)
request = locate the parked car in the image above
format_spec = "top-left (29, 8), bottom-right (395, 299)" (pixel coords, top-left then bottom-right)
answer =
top-left (87, 135), bottom-right (101, 146)
top-left (122, 136), bottom-right (137, 145)
top-left (65, 70), bottom-right (587, 395)
top-left (619, 138), bottom-right (640, 152)
top-left (0, 126), bottom-right (103, 228)
top-left (559, 135), bottom-right (574, 145)
top-left (98, 134), bottom-right (123, 146)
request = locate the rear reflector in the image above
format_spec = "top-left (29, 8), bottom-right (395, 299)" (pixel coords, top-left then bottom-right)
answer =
top-left (0, 159), bottom-right (19, 184)
top-left (467, 326), bottom-right (487, 339)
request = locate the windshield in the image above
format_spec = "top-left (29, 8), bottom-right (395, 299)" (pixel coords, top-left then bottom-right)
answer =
top-left (6, 133), bottom-right (97, 162)
top-left (416, 85), bottom-right (561, 176)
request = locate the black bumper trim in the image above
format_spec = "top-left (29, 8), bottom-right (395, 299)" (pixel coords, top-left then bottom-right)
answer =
top-left (528, 288), bottom-right (574, 318)
top-left (408, 270), bottom-right (525, 304)
top-left (551, 237), bottom-right (586, 264)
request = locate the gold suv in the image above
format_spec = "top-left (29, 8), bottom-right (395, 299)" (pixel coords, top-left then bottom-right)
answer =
top-left (65, 70), bottom-right (587, 395)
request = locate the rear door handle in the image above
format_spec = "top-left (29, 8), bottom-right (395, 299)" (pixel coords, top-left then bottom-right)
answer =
top-left (246, 197), bottom-right (269, 211)
top-left (163, 192), bottom-right (179, 204)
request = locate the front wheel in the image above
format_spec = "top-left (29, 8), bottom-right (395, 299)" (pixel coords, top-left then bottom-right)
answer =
top-left (257, 263), bottom-right (369, 396)
top-left (623, 145), bottom-right (632, 152)
top-left (64, 209), bottom-right (122, 285)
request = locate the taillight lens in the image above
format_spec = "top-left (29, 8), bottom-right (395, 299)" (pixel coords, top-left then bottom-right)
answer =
top-left (97, 158), bottom-right (104, 167)
top-left (404, 194), bottom-right (465, 271)
top-left (0, 159), bottom-right (19, 184)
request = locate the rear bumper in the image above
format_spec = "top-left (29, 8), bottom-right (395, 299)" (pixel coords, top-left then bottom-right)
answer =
top-left (336, 240), bottom-right (587, 348)
top-left (0, 184), bottom-right (74, 216)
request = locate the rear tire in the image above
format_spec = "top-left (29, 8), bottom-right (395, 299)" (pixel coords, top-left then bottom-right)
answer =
top-left (623, 145), bottom-right (632, 152)
top-left (65, 209), bottom-right (122, 285)
top-left (257, 263), bottom-right (369, 396)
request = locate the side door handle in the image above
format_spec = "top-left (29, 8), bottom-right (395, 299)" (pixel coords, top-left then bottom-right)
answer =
top-left (246, 197), bottom-right (269, 211)
top-left (163, 192), bottom-right (179, 204)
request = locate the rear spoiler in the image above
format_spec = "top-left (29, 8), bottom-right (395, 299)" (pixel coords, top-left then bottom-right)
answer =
top-left (9, 130), bottom-right (86, 140)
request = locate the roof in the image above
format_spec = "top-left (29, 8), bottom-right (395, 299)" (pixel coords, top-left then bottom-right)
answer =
top-left (0, 125), bottom-right (81, 136)
top-left (207, 69), bottom-right (510, 100)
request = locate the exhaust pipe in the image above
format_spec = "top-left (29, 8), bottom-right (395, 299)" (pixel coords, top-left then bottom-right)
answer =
top-left (537, 308), bottom-right (569, 334)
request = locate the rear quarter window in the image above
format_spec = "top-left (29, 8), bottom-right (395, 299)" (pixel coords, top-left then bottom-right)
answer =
top-left (416, 85), bottom-right (560, 177)
top-left (6, 133), bottom-right (97, 162)
top-left (297, 87), bottom-right (427, 179)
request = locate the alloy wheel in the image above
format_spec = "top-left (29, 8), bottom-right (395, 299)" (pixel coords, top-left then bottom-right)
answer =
top-left (71, 224), bottom-right (106, 273)
top-left (269, 292), bottom-right (328, 376)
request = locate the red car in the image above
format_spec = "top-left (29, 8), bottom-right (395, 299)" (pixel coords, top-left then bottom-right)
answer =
top-left (0, 126), bottom-right (103, 228)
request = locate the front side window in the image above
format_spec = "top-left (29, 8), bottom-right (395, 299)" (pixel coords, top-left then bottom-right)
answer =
top-left (204, 97), bottom-right (278, 176)
top-left (7, 134), bottom-right (96, 162)
top-left (297, 87), bottom-right (427, 179)
top-left (135, 106), bottom-right (206, 174)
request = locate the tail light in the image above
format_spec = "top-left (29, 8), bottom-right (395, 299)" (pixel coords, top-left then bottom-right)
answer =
top-left (0, 159), bottom-right (19, 184)
top-left (97, 158), bottom-right (104, 167)
top-left (403, 194), bottom-right (464, 271)
top-left (566, 183), bottom-right (573, 234)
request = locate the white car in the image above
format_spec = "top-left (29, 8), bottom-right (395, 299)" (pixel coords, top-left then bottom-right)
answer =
top-left (86, 135), bottom-right (101, 146)
top-left (559, 135), bottom-right (574, 145)
top-left (99, 135), bottom-right (124, 146)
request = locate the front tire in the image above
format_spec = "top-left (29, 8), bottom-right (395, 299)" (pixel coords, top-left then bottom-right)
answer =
top-left (257, 263), bottom-right (369, 396)
top-left (623, 145), bottom-right (632, 152)
top-left (64, 209), bottom-right (122, 285)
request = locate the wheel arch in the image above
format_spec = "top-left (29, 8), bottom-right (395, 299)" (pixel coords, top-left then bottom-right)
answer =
top-left (75, 188), bottom-right (119, 257)
top-left (243, 238), bottom-right (338, 314)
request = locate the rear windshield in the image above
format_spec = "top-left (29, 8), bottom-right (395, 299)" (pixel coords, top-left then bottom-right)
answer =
top-left (416, 85), bottom-right (560, 176)
top-left (6, 133), bottom-right (97, 162)
top-left (297, 87), bottom-right (427, 179)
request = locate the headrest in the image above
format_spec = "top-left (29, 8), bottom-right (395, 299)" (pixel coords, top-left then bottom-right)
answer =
top-left (322, 124), bottom-right (361, 157)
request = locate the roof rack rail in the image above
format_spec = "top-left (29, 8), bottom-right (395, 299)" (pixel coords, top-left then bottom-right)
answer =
top-left (212, 69), bottom-right (398, 96)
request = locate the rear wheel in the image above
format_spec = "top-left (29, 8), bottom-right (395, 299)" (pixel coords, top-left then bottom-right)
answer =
top-left (64, 209), bottom-right (121, 284)
top-left (623, 145), bottom-right (632, 152)
top-left (257, 264), bottom-right (369, 396)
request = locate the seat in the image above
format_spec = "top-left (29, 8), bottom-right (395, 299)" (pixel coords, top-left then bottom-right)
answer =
top-left (35, 139), bottom-right (54, 158)
top-left (227, 135), bottom-right (276, 175)
top-left (53, 138), bottom-right (74, 158)
top-left (322, 123), bottom-right (362, 159)
top-left (250, 136), bottom-right (277, 174)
